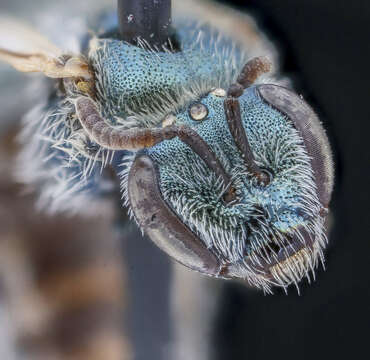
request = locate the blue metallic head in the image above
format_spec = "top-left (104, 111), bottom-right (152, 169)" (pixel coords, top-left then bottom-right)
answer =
top-left (127, 81), bottom-right (334, 293)
top-left (85, 32), bottom-right (334, 292)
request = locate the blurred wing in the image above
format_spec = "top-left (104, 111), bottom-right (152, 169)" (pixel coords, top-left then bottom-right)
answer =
top-left (0, 17), bottom-right (90, 78)
top-left (174, 0), bottom-right (278, 63)
top-left (0, 17), bottom-right (61, 55)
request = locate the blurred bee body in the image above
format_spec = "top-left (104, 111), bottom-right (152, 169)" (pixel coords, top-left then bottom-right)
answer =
top-left (0, 128), bottom-right (131, 359)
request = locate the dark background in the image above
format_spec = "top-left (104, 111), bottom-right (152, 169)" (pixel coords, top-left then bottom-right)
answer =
top-left (214, 1), bottom-right (370, 359)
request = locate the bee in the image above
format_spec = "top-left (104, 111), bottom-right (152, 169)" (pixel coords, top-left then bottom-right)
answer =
top-left (0, 0), bottom-right (334, 294)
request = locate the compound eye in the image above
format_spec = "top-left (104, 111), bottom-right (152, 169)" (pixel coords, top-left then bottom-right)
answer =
top-left (257, 84), bottom-right (334, 208)
top-left (189, 103), bottom-right (208, 121)
top-left (127, 154), bottom-right (222, 277)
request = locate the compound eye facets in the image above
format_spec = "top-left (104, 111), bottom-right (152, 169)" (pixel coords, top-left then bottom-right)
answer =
top-left (189, 103), bottom-right (208, 121)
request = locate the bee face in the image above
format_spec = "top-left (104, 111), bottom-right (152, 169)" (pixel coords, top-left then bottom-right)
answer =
top-left (128, 84), bottom-right (333, 292)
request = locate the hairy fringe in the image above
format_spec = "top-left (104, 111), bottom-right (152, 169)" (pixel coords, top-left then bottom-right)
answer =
top-left (16, 96), bottom-right (114, 216)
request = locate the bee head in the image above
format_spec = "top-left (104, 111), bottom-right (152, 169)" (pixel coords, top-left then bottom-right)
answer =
top-left (126, 58), bottom-right (334, 293)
